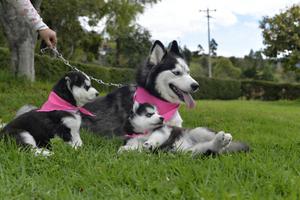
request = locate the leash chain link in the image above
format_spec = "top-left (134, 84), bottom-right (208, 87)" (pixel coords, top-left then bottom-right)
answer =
top-left (40, 47), bottom-right (124, 88)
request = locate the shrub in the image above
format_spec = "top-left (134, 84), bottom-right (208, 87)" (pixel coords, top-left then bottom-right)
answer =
top-left (193, 76), bottom-right (241, 100)
top-left (0, 48), bottom-right (135, 92)
top-left (213, 57), bottom-right (241, 79)
top-left (241, 80), bottom-right (300, 100)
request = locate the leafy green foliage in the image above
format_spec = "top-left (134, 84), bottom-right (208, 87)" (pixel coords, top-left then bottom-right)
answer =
top-left (0, 48), bottom-right (135, 93)
top-left (109, 25), bottom-right (152, 68)
top-left (212, 57), bottom-right (241, 79)
top-left (193, 76), bottom-right (241, 100)
top-left (241, 80), bottom-right (300, 100)
top-left (40, 0), bottom-right (159, 67)
top-left (260, 5), bottom-right (300, 69)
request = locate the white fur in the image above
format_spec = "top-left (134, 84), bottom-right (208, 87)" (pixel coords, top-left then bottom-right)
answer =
top-left (19, 131), bottom-right (37, 147)
top-left (130, 105), bottom-right (162, 133)
top-left (155, 58), bottom-right (198, 104)
top-left (72, 86), bottom-right (98, 107)
top-left (166, 110), bottom-right (182, 127)
top-left (19, 132), bottom-right (52, 157)
top-left (143, 126), bottom-right (172, 149)
top-left (149, 44), bottom-right (165, 65)
top-left (33, 148), bottom-right (52, 157)
top-left (119, 104), bottom-right (233, 155)
top-left (118, 134), bottom-right (149, 153)
top-left (0, 123), bottom-right (7, 129)
top-left (62, 114), bottom-right (82, 149)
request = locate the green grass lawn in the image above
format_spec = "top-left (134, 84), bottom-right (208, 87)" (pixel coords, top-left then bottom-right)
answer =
top-left (0, 70), bottom-right (300, 199)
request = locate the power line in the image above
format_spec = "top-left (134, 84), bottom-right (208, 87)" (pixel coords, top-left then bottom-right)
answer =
top-left (199, 8), bottom-right (216, 78)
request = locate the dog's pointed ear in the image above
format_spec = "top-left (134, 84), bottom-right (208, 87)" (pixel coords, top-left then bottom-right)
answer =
top-left (65, 76), bottom-right (72, 91)
top-left (168, 40), bottom-right (183, 57)
top-left (149, 40), bottom-right (166, 65)
top-left (132, 101), bottom-right (140, 113)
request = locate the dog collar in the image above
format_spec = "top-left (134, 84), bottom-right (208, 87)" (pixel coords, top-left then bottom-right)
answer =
top-left (37, 91), bottom-right (95, 116)
top-left (134, 87), bottom-right (180, 121)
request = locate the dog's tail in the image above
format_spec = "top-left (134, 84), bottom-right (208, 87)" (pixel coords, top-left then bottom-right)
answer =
top-left (15, 104), bottom-right (37, 118)
top-left (223, 141), bottom-right (250, 153)
top-left (0, 122), bottom-right (6, 130)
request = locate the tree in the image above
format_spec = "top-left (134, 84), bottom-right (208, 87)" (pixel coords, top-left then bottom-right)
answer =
top-left (213, 57), bottom-right (241, 79)
top-left (210, 38), bottom-right (218, 56)
top-left (42, 0), bottom-right (159, 66)
top-left (41, 0), bottom-right (108, 58)
top-left (0, 0), bottom-right (42, 81)
top-left (260, 5), bottom-right (300, 69)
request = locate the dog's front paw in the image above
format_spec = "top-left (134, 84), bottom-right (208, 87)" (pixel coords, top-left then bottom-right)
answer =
top-left (214, 131), bottom-right (232, 150)
top-left (69, 137), bottom-right (83, 149)
top-left (33, 148), bottom-right (53, 157)
top-left (117, 146), bottom-right (131, 153)
top-left (143, 141), bottom-right (156, 151)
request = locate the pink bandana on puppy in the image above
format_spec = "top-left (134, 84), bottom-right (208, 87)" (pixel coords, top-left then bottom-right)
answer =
top-left (134, 87), bottom-right (180, 122)
top-left (38, 91), bottom-right (95, 116)
top-left (125, 87), bottom-right (180, 138)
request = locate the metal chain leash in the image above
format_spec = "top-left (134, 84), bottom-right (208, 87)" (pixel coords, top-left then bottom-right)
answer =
top-left (40, 47), bottom-right (124, 88)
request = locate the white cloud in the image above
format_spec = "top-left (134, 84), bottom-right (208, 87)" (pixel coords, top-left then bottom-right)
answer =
top-left (138, 0), bottom-right (299, 56)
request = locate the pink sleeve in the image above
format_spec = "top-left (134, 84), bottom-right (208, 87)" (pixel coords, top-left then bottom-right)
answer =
top-left (12, 0), bottom-right (48, 31)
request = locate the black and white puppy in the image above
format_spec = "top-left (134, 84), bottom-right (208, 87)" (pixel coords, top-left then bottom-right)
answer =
top-left (119, 102), bottom-right (249, 155)
top-left (0, 71), bottom-right (98, 156)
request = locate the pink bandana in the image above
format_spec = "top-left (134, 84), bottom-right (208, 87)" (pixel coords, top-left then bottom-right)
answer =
top-left (125, 87), bottom-right (180, 138)
top-left (134, 87), bottom-right (180, 122)
top-left (37, 91), bottom-right (95, 116)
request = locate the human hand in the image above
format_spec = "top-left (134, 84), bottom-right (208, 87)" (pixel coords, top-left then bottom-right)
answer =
top-left (38, 28), bottom-right (57, 48)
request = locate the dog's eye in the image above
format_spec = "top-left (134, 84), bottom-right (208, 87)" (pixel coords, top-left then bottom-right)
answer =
top-left (146, 113), bottom-right (153, 118)
top-left (172, 71), bottom-right (181, 76)
top-left (84, 85), bottom-right (90, 90)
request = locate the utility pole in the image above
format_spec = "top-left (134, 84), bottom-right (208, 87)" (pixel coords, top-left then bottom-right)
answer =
top-left (199, 8), bottom-right (216, 78)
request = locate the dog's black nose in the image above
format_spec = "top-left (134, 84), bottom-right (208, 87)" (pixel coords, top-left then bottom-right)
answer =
top-left (95, 92), bottom-right (99, 97)
top-left (191, 83), bottom-right (199, 92)
top-left (159, 117), bottom-right (164, 122)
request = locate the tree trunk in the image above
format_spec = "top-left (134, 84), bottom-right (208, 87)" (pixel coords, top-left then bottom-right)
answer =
top-left (0, 0), bottom-right (42, 81)
top-left (115, 37), bottom-right (120, 67)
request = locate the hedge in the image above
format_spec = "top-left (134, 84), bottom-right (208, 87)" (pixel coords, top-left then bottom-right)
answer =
top-left (1, 47), bottom-right (300, 100)
top-left (193, 76), bottom-right (241, 100)
top-left (241, 80), bottom-right (300, 100)
top-left (0, 47), bottom-right (135, 92)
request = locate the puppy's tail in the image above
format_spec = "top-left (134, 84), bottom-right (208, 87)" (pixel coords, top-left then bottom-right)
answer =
top-left (0, 122), bottom-right (6, 130)
top-left (15, 104), bottom-right (37, 118)
top-left (223, 141), bottom-right (250, 153)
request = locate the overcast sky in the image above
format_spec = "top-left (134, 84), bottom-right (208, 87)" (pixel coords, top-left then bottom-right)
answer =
top-left (137, 0), bottom-right (299, 57)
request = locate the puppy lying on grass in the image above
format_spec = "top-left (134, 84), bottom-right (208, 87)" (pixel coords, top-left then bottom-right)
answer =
top-left (119, 102), bottom-right (250, 155)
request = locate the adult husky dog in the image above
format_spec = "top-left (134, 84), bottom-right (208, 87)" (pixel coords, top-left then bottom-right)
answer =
top-left (82, 40), bottom-right (199, 137)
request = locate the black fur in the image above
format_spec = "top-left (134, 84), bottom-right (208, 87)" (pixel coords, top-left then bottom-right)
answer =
top-left (136, 41), bottom-right (184, 100)
top-left (82, 85), bottom-right (137, 137)
top-left (82, 40), bottom-right (185, 137)
top-left (158, 126), bottom-right (184, 151)
top-left (53, 71), bottom-right (89, 106)
top-left (1, 110), bottom-right (74, 147)
top-left (1, 71), bottom-right (90, 148)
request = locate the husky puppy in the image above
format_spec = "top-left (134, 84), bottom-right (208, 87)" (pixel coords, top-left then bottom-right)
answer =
top-left (1, 71), bottom-right (99, 156)
top-left (82, 40), bottom-right (199, 137)
top-left (119, 102), bottom-right (249, 155)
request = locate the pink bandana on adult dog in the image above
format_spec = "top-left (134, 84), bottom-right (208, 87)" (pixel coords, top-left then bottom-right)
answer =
top-left (134, 87), bottom-right (180, 121)
top-left (38, 91), bottom-right (95, 116)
